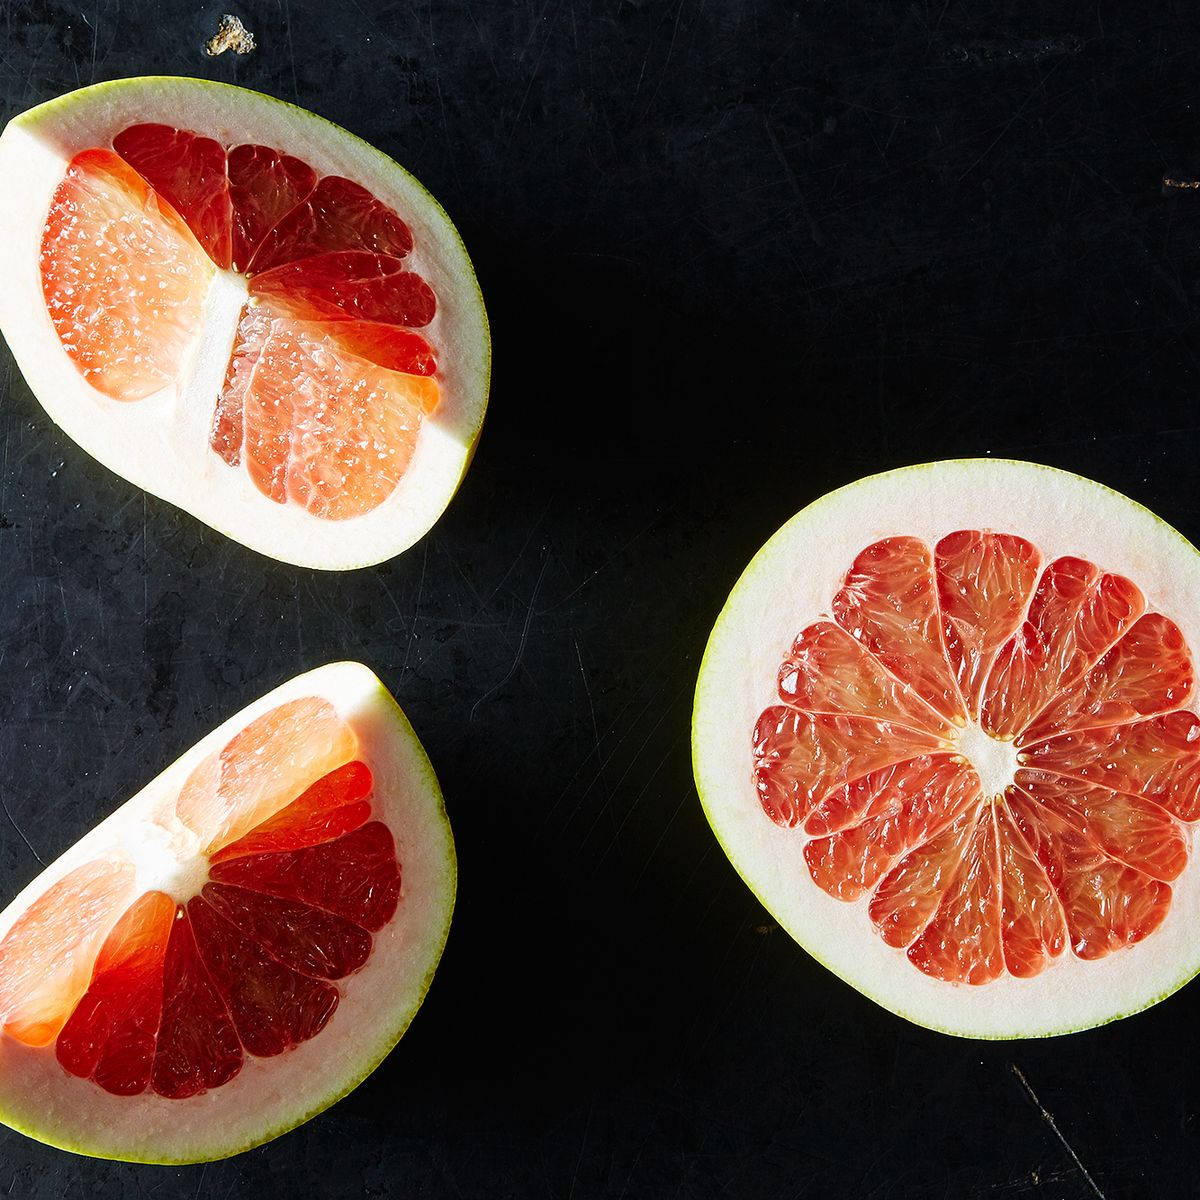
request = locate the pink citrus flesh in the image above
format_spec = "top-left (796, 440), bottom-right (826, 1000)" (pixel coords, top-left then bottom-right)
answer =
top-left (753, 529), bottom-right (1199, 986)
top-left (38, 123), bottom-right (441, 521)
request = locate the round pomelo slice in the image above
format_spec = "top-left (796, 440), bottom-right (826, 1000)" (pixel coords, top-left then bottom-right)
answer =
top-left (0, 662), bottom-right (454, 1162)
top-left (0, 77), bottom-right (489, 569)
top-left (693, 460), bottom-right (1200, 1038)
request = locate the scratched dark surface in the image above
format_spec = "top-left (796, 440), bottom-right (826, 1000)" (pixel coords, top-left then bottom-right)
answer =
top-left (0, 1), bottom-right (1199, 1197)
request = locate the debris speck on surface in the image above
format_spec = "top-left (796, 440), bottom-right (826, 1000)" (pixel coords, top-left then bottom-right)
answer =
top-left (204, 14), bottom-right (256, 57)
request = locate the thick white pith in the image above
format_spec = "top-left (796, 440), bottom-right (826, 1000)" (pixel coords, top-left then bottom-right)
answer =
top-left (0, 78), bottom-right (491, 570)
top-left (0, 662), bottom-right (456, 1162)
top-left (693, 459), bottom-right (1200, 1039)
top-left (953, 725), bottom-right (1020, 798)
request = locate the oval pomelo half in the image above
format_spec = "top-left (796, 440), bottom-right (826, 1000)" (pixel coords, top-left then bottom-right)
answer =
top-left (693, 459), bottom-right (1200, 1038)
top-left (0, 662), bottom-right (454, 1162)
top-left (0, 78), bottom-right (489, 569)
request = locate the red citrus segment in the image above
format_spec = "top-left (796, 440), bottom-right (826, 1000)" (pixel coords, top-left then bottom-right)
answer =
top-left (935, 531), bottom-right (1041, 717)
top-left (1014, 771), bottom-right (1187, 882)
top-left (867, 809), bottom-right (977, 948)
top-left (777, 621), bottom-right (951, 736)
top-left (1021, 711), bottom-right (1200, 821)
top-left (249, 175), bottom-right (414, 272)
top-left (187, 898), bottom-right (339, 1059)
top-left (906, 807), bottom-right (1004, 984)
top-left (39, 148), bottom-right (213, 401)
top-left (111, 124), bottom-right (233, 268)
top-left (1020, 613), bottom-right (1193, 743)
top-left (226, 143), bottom-right (317, 272)
top-left (175, 697), bottom-right (358, 854)
top-left (1005, 786), bottom-right (1171, 959)
top-left (995, 803), bottom-right (1067, 978)
top-left (211, 760), bottom-right (372, 864)
top-left (222, 305), bottom-right (435, 520)
top-left (0, 858), bottom-right (138, 1047)
top-left (209, 822), bottom-right (402, 931)
top-left (981, 558), bottom-right (1144, 739)
top-left (803, 756), bottom-right (979, 900)
top-left (251, 251), bottom-right (436, 328)
top-left (831, 537), bottom-right (966, 724)
top-left (201, 883), bottom-right (373, 981)
top-left (752, 705), bottom-right (945, 829)
top-left (56, 891), bottom-right (174, 1096)
top-left (318, 321), bottom-right (438, 377)
top-left (151, 909), bottom-right (242, 1100)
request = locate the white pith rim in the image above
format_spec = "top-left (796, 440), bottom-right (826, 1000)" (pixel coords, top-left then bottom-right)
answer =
top-left (0, 662), bottom-right (456, 1162)
top-left (692, 459), bottom-right (1200, 1039)
top-left (0, 77), bottom-right (491, 570)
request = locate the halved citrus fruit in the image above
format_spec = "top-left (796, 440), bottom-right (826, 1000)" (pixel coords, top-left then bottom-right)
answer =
top-left (693, 460), bottom-right (1200, 1037)
top-left (0, 78), bottom-right (489, 568)
top-left (0, 662), bottom-right (454, 1161)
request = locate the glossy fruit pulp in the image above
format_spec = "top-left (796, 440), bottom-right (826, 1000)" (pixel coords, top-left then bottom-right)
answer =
top-left (753, 530), bottom-right (1199, 984)
top-left (38, 123), bottom-right (440, 520)
top-left (0, 700), bottom-right (402, 1098)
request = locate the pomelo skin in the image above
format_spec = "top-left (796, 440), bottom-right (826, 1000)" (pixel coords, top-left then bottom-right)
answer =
top-left (0, 78), bottom-right (491, 570)
top-left (0, 663), bottom-right (456, 1162)
top-left (692, 460), bottom-right (1200, 1039)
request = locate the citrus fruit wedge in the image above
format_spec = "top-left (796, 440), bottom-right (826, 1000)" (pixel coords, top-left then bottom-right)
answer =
top-left (0, 78), bottom-right (489, 569)
top-left (693, 460), bottom-right (1200, 1037)
top-left (0, 662), bottom-right (454, 1162)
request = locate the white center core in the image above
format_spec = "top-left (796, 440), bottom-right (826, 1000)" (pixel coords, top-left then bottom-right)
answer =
top-left (129, 821), bottom-right (210, 901)
top-left (955, 723), bottom-right (1020, 798)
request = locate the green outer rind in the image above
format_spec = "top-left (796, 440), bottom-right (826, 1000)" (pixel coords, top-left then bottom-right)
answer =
top-left (0, 668), bottom-right (457, 1163)
top-left (691, 457), bottom-right (1200, 1040)
top-left (5, 77), bottom-right (491, 572)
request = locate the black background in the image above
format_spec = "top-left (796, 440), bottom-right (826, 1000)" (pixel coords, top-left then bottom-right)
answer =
top-left (1, 1), bottom-right (1199, 1197)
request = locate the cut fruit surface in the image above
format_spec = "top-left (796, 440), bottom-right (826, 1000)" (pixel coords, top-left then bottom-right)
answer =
top-left (693, 460), bottom-right (1200, 1038)
top-left (0, 663), bottom-right (455, 1161)
top-left (0, 78), bottom-right (490, 568)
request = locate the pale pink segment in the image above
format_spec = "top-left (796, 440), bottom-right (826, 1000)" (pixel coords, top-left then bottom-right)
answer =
top-left (0, 858), bottom-right (138, 1046)
top-left (981, 558), bottom-right (1144, 740)
top-left (175, 697), bottom-right (358, 853)
top-left (906, 807), bottom-right (1004, 984)
top-left (1021, 613), bottom-right (1193, 743)
top-left (1005, 785), bottom-right (1171, 959)
top-left (777, 621), bottom-right (951, 735)
top-left (868, 810), bottom-right (977, 948)
top-left (752, 705), bottom-right (944, 829)
top-left (1014, 770), bottom-right (1187, 882)
top-left (832, 537), bottom-right (966, 724)
top-left (804, 755), bottom-right (979, 900)
top-left (1021, 710), bottom-right (1200, 821)
top-left (935, 531), bottom-right (1041, 717)
top-left (995, 802), bottom-right (1067, 978)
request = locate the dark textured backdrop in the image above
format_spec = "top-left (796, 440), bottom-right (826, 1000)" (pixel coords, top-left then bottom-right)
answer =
top-left (2, 1), bottom-right (1199, 1196)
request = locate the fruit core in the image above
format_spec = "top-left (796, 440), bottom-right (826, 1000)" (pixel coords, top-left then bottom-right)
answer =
top-left (38, 124), bottom-right (441, 520)
top-left (953, 724), bottom-right (1019, 798)
top-left (753, 530), bottom-right (1200, 986)
top-left (0, 698), bottom-right (402, 1099)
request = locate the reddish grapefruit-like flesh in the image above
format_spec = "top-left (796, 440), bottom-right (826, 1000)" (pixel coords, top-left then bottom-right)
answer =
top-left (0, 700), bottom-right (404, 1098)
top-left (38, 123), bottom-right (442, 521)
top-left (752, 530), bottom-right (1200, 985)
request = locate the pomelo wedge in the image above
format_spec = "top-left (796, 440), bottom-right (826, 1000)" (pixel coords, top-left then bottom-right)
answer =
top-left (692, 460), bottom-right (1200, 1038)
top-left (0, 77), bottom-right (489, 569)
top-left (0, 662), bottom-right (455, 1161)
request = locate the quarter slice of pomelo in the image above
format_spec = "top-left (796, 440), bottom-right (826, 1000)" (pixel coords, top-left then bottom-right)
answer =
top-left (693, 460), bottom-right (1200, 1038)
top-left (0, 78), bottom-right (489, 569)
top-left (0, 662), bottom-right (454, 1161)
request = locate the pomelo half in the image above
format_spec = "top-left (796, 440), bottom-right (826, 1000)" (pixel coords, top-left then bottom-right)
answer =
top-left (0, 77), bottom-right (489, 569)
top-left (0, 662), bottom-right (455, 1162)
top-left (693, 460), bottom-right (1200, 1038)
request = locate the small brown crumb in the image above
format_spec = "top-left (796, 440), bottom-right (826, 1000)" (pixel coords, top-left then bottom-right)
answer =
top-left (205, 14), bottom-right (256, 57)
top-left (1163, 177), bottom-right (1200, 191)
